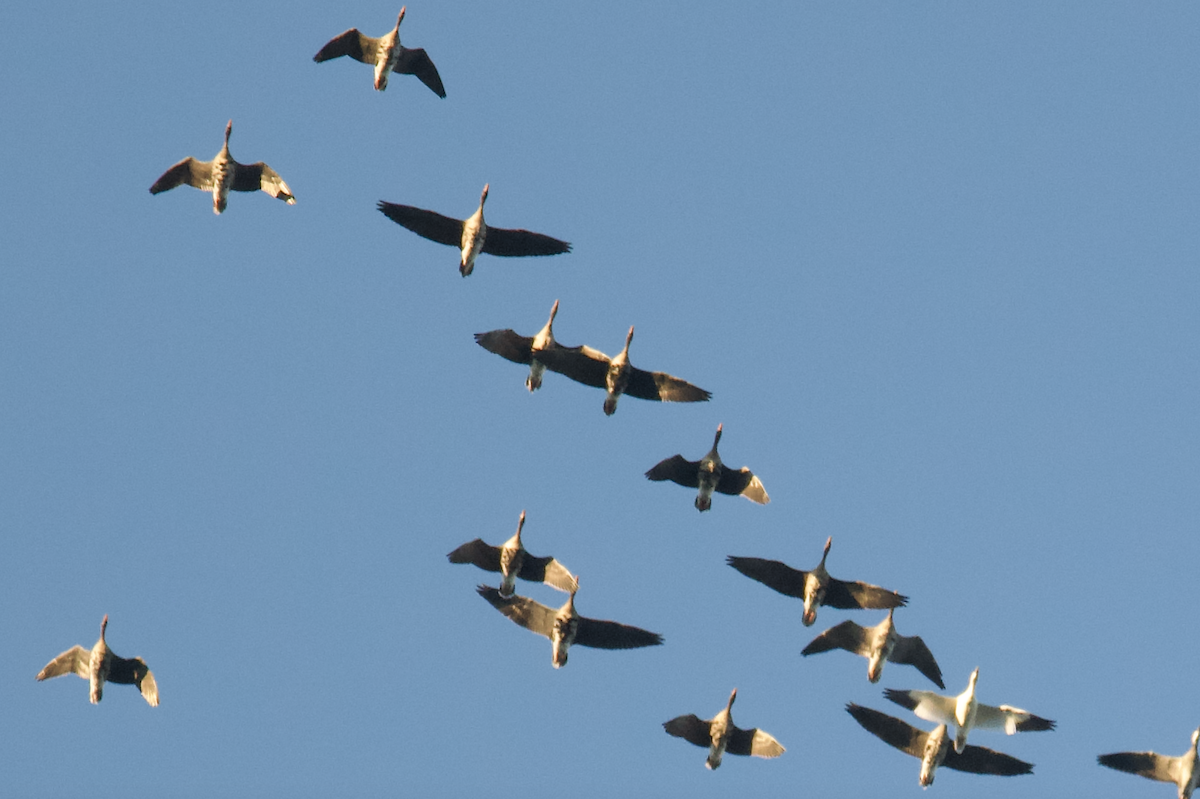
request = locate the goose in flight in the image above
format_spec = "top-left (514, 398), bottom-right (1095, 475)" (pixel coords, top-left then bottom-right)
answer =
top-left (884, 667), bottom-right (1055, 754)
top-left (645, 423), bottom-right (768, 511)
top-left (474, 299), bottom-right (571, 391)
top-left (377, 184), bottom-right (570, 276)
top-left (846, 703), bottom-right (1033, 787)
top-left (1098, 726), bottom-right (1200, 799)
top-left (802, 608), bottom-right (944, 688)
top-left (476, 582), bottom-right (662, 668)
top-left (448, 509), bottom-right (577, 597)
top-left (537, 326), bottom-right (711, 416)
top-left (313, 7), bottom-right (445, 96)
top-left (36, 615), bottom-right (159, 706)
top-left (726, 536), bottom-right (906, 627)
top-left (663, 688), bottom-right (785, 770)
top-left (150, 120), bottom-right (295, 214)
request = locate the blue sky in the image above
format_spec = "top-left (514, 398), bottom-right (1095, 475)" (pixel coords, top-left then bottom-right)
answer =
top-left (3, 2), bottom-right (1199, 796)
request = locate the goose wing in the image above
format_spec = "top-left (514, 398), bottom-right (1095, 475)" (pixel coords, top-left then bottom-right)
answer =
top-left (312, 29), bottom-right (376, 63)
top-left (537, 345), bottom-right (611, 388)
top-left (974, 703), bottom-right (1056, 734)
top-left (517, 555), bottom-right (578, 594)
top-left (377, 201), bottom-right (464, 247)
top-left (645, 455), bottom-right (701, 488)
top-left (883, 688), bottom-right (957, 727)
top-left (801, 619), bottom-right (869, 657)
top-left (573, 616), bottom-right (663, 650)
top-left (716, 466), bottom-right (768, 503)
top-left (150, 157), bottom-right (212, 194)
top-left (945, 744), bottom-right (1034, 777)
top-left (846, 703), bottom-right (928, 758)
top-left (447, 539), bottom-right (502, 572)
top-left (1097, 751), bottom-right (1179, 783)
top-left (663, 714), bottom-right (714, 748)
top-left (474, 330), bottom-right (535, 365)
top-left (476, 586), bottom-right (556, 638)
top-left (394, 47), bottom-right (446, 97)
top-left (726, 556), bottom-right (808, 599)
top-left (889, 634), bottom-right (945, 689)
top-left (481, 226), bottom-right (571, 258)
top-left (36, 645), bottom-right (90, 681)
top-left (822, 576), bottom-right (907, 611)
top-left (232, 162), bottom-right (295, 203)
top-left (107, 655), bottom-right (159, 707)
top-left (727, 725), bottom-right (785, 758)
top-left (624, 367), bottom-right (711, 404)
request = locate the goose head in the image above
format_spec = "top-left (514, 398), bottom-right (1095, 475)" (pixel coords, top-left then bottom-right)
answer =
top-left (222, 120), bottom-right (233, 152)
top-left (479, 183), bottom-right (490, 209)
top-left (726, 687), bottom-right (738, 711)
top-left (396, 7), bottom-right (407, 31)
top-left (1192, 727), bottom-right (1200, 751)
top-left (100, 614), bottom-right (109, 641)
top-left (712, 423), bottom-right (724, 451)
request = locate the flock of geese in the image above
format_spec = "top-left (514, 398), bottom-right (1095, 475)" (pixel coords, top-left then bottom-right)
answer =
top-left (34, 7), bottom-right (1196, 796)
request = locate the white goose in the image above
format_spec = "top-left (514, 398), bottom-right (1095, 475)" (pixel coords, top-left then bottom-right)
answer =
top-left (150, 120), bottom-right (295, 214)
top-left (884, 667), bottom-right (1055, 754)
top-left (663, 689), bottom-right (785, 770)
top-left (36, 615), bottom-right (159, 706)
top-left (378, 184), bottom-right (571, 276)
top-left (1098, 727), bottom-right (1200, 799)
top-left (645, 423), bottom-right (768, 511)
top-left (448, 509), bottom-right (577, 597)
top-left (313, 7), bottom-right (446, 96)
top-left (846, 703), bottom-right (1033, 787)
top-left (802, 608), bottom-right (943, 688)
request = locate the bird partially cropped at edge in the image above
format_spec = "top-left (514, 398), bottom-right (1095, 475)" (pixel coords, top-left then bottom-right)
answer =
top-left (474, 299), bottom-right (573, 392)
top-left (663, 688), bottom-right (785, 770)
top-left (537, 326), bottom-right (711, 416)
top-left (727, 536), bottom-right (906, 627)
top-left (448, 509), bottom-right (577, 597)
top-left (645, 423), bottom-right (768, 511)
top-left (846, 703), bottom-right (1033, 787)
top-left (377, 184), bottom-right (571, 276)
top-left (802, 607), bottom-right (944, 688)
top-left (313, 7), bottom-right (446, 96)
top-left (1098, 726), bottom-right (1200, 799)
top-left (149, 120), bottom-right (295, 214)
top-left (884, 667), bottom-right (1055, 754)
top-left (476, 581), bottom-right (662, 668)
top-left (36, 615), bottom-right (159, 706)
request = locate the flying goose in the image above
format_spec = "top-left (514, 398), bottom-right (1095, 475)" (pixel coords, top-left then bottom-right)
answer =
top-left (537, 326), bottom-right (711, 416)
top-left (476, 582), bottom-right (662, 668)
top-left (884, 667), bottom-right (1055, 754)
top-left (377, 184), bottom-right (571, 276)
top-left (802, 608), bottom-right (944, 688)
top-left (149, 120), bottom-right (295, 214)
top-left (313, 7), bottom-right (445, 96)
top-left (474, 299), bottom-right (571, 391)
top-left (1098, 727), bottom-right (1200, 799)
top-left (36, 615), bottom-right (159, 706)
top-left (448, 509), bottom-right (577, 597)
top-left (846, 703), bottom-right (1033, 787)
top-left (663, 688), bottom-right (785, 770)
top-left (726, 536), bottom-right (906, 627)
top-left (645, 423), bottom-right (768, 511)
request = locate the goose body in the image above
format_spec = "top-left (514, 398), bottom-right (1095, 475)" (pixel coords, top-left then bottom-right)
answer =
top-left (645, 423), bottom-right (768, 511)
top-left (36, 615), bottom-right (158, 706)
top-left (448, 510), bottom-right (576, 597)
top-left (846, 704), bottom-right (1033, 787)
top-left (1098, 727), bottom-right (1200, 799)
top-left (802, 608), bottom-right (944, 688)
top-left (313, 7), bottom-right (445, 96)
top-left (150, 120), bottom-right (295, 214)
top-left (537, 326), bottom-right (711, 415)
top-left (727, 536), bottom-right (906, 627)
top-left (474, 300), bottom-right (571, 391)
top-left (477, 583), bottom-right (661, 668)
top-left (884, 667), bottom-right (1055, 754)
top-left (378, 184), bottom-right (571, 276)
top-left (663, 688), bottom-right (785, 770)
